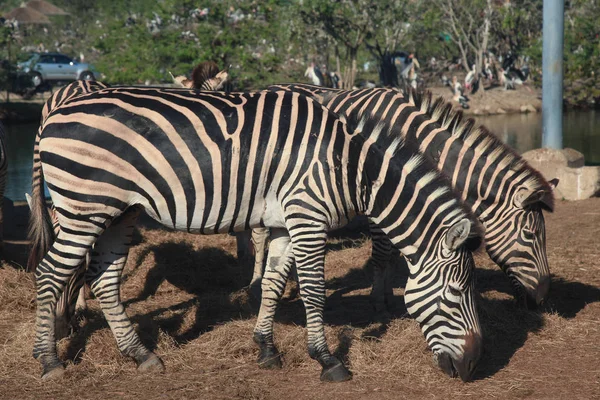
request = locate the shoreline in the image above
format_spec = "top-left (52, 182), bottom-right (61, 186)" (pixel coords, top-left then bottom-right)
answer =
top-left (0, 83), bottom-right (594, 123)
top-left (428, 85), bottom-right (542, 116)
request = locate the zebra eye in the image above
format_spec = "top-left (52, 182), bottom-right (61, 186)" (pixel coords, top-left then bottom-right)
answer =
top-left (447, 285), bottom-right (462, 299)
top-left (523, 229), bottom-right (535, 239)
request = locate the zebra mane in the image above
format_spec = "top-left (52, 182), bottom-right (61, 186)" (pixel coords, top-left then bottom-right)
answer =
top-left (191, 61), bottom-right (220, 88)
top-left (349, 112), bottom-right (484, 250)
top-left (408, 89), bottom-right (555, 211)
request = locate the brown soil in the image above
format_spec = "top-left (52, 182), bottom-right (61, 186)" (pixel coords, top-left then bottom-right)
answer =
top-left (0, 198), bottom-right (599, 399)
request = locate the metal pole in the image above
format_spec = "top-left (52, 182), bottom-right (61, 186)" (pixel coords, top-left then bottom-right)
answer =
top-left (542, 0), bottom-right (564, 149)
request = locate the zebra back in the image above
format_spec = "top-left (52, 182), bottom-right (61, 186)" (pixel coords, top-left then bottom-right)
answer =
top-left (41, 80), bottom-right (110, 124)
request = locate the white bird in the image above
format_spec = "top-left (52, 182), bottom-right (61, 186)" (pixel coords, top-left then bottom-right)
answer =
top-left (452, 76), bottom-right (469, 109)
top-left (304, 62), bottom-right (324, 86)
top-left (464, 64), bottom-right (477, 92)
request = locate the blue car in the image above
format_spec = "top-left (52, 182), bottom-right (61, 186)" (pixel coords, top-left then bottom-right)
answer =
top-left (17, 52), bottom-right (100, 87)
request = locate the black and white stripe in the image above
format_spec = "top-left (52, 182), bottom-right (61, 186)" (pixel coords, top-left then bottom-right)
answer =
top-left (268, 84), bottom-right (557, 308)
top-left (29, 87), bottom-right (482, 381)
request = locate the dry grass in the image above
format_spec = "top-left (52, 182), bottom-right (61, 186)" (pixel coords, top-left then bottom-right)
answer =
top-left (0, 199), bottom-right (599, 399)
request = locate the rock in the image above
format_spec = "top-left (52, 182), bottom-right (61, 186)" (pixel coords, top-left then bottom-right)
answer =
top-left (561, 148), bottom-right (585, 168)
top-left (522, 148), bottom-right (600, 200)
top-left (496, 108), bottom-right (506, 114)
top-left (473, 108), bottom-right (483, 115)
top-left (520, 104), bottom-right (537, 113)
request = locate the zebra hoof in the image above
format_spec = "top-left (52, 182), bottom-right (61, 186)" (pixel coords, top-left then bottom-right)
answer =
top-left (320, 362), bottom-right (352, 382)
top-left (41, 364), bottom-right (65, 380)
top-left (257, 348), bottom-right (283, 369)
top-left (137, 354), bottom-right (165, 373)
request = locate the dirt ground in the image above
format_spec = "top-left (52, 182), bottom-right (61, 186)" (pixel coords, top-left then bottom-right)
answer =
top-left (0, 197), bottom-right (599, 399)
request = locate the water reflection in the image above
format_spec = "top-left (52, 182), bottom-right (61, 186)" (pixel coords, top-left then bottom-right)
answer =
top-left (3, 122), bottom-right (46, 202)
top-left (2, 110), bottom-right (599, 201)
top-left (477, 110), bottom-right (600, 165)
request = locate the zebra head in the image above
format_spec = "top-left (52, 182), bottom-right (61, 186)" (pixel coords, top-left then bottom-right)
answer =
top-left (404, 218), bottom-right (482, 382)
top-left (485, 178), bottom-right (558, 308)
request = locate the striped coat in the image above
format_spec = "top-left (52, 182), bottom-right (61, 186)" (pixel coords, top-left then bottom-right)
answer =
top-left (29, 87), bottom-right (482, 381)
top-left (267, 84), bottom-right (557, 308)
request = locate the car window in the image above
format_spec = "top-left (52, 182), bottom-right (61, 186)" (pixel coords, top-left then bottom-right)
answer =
top-left (38, 55), bottom-right (55, 64)
top-left (55, 55), bottom-right (73, 64)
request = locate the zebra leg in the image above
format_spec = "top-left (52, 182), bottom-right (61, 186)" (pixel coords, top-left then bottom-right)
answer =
top-left (236, 230), bottom-right (254, 270)
top-left (54, 265), bottom-right (86, 340)
top-left (86, 208), bottom-right (164, 373)
top-left (33, 232), bottom-right (96, 379)
top-left (248, 227), bottom-right (270, 298)
top-left (75, 283), bottom-right (88, 315)
top-left (289, 227), bottom-right (351, 382)
top-left (253, 228), bottom-right (292, 369)
top-left (369, 224), bottom-right (394, 317)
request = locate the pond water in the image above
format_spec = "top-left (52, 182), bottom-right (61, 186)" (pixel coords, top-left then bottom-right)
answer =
top-left (477, 110), bottom-right (600, 165)
top-left (2, 110), bottom-right (599, 201)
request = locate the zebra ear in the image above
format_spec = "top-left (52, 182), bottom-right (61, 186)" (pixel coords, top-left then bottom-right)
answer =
top-left (445, 218), bottom-right (471, 251)
top-left (515, 181), bottom-right (557, 211)
top-left (25, 193), bottom-right (33, 210)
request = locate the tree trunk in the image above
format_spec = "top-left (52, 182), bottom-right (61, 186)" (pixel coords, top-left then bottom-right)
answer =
top-left (342, 48), bottom-right (358, 89)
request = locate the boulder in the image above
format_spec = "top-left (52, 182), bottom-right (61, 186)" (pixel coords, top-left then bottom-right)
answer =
top-left (520, 104), bottom-right (538, 113)
top-left (522, 148), bottom-right (600, 200)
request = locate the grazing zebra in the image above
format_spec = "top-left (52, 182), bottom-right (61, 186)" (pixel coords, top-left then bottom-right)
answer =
top-left (29, 87), bottom-right (483, 381)
top-left (266, 84), bottom-right (557, 309)
top-left (0, 121), bottom-right (7, 252)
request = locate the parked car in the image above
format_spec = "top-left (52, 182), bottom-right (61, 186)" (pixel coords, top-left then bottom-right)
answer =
top-left (17, 52), bottom-right (100, 87)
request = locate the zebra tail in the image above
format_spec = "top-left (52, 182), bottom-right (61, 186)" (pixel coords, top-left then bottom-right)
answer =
top-left (27, 127), bottom-right (54, 272)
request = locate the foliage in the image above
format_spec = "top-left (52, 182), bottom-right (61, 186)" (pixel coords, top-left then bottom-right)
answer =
top-left (0, 0), bottom-right (599, 103)
top-left (562, 0), bottom-right (600, 105)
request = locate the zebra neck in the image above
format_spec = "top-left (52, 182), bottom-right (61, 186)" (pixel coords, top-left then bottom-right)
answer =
top-left (357, 140), bottom-right (460, 260)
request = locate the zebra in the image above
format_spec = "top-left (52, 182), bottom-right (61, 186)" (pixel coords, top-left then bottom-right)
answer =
top-left (29, 87), bottom-right (483, 381)
top-left (264, 84), bottom-right (557, 310)
top-left (170, 60), bottom-right (230, 91)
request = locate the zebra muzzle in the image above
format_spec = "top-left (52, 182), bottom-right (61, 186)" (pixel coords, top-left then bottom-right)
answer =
top-left (434, 331), bottom-right (482, 382)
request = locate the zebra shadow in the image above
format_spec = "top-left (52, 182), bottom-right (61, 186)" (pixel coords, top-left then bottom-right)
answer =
top-left (64, 241), bottom-right (256, 363)
top-left (324, 256), bottom-right (600, 380)
top-left (323, 261), bottom-right (544, 380)
top-left (475, 268), bottom-right (600, 319)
